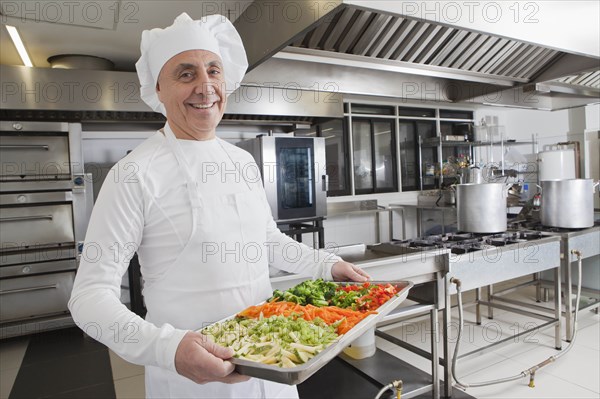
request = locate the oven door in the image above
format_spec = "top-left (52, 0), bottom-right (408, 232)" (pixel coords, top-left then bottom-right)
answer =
top-left (275, 138), bottom-right (317, 220)
top-left (0, 272), bottom-right (75, 322)
top-left (0, 132), bottom-right (71, 181)
top-left (0, 191), bottom-right (75, 249)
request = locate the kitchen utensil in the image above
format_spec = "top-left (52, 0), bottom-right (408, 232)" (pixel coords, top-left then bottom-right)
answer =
top-left (457, 183), bottom-right (510, 233)
top-left (539, 179), bottom-right (599, 228)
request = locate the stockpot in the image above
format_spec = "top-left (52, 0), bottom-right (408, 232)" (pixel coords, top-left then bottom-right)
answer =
top-left (540, 179), bottom-right (599, 228)
top-left (457, 183), bottom-right (509, 233)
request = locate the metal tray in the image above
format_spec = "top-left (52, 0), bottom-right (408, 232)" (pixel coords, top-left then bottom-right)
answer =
top-left (202, 281), bottom-right (413, 385)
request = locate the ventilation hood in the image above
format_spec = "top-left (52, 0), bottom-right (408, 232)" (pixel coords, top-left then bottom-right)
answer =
top-left (1, 1), bottom-right (597, 117)
top-left (234, 0), bottom-right (599, 110)
top-left (0, 64), bottom-right (343, 123)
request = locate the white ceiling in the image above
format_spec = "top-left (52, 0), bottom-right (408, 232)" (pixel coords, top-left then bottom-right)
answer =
top-left (0, 0), bottom-right (253, 70)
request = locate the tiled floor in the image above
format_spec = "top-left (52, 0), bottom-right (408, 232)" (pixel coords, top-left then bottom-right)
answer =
top-left (1, 282), bottom-right (598, 399)
top-left (108, 350), bottom-right (145, 399)
top-left (378, 283), bottom-right (600, 399)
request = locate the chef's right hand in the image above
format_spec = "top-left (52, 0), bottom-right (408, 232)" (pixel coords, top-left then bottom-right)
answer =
top-left (175, 331), bottom-right (250, 384)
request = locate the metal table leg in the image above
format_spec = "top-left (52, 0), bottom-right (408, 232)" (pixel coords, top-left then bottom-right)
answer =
top-left (443, 279), bottom-right (452, 398)
top-left (389, 207), bottom-right (406, 240)
top-left (476, 287), bottom-right (482, 325)
top-left (535, 272), bottom-right (542, 302)
top-left (487, 285), bottom-right (494, 319)
top-left (375, 211), bottom-right (381, 243)
top-left (388, 208), bottom-right (394, 241)
top-left (430, 307), bottom-right (440, 399)
top-left (564, 251), bottom-right (574, 342)
top-left (554, 266), bottom-right (563, 350)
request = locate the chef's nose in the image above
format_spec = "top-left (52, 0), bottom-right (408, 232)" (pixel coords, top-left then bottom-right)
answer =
top-left (194, 81), bottom-right (216, 96)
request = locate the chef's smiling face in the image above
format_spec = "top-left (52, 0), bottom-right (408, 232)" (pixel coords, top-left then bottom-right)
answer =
top-left (156, 49), bottom-right (226, 140)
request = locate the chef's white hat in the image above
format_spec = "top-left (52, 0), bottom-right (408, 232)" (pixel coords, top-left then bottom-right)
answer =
top-left (135, 13), bottom-right (248, 115)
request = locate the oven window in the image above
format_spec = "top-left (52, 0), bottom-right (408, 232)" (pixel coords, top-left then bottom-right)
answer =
top-left (279, 147), bottom-right (313, 210)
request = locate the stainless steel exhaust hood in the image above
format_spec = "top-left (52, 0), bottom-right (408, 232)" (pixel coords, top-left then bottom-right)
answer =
top-left (234, 0), bottom-right (599, 110)
top-left (0, 64), bottom-right (343, 122)
top-left (1, 1), bottom-right (597, 115)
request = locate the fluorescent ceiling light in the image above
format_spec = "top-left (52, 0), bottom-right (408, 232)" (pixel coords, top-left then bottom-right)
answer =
top-left (5, 25), bottom-right (33, 67)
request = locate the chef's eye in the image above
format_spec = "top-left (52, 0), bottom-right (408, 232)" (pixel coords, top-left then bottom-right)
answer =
top-left (179, 71), bottom-right (194, 80)
top-left (208, 68), bottom-right (221, 76)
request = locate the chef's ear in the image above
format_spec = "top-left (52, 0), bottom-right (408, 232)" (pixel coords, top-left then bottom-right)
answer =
top-left (156, 81), bottom-right (163, 103)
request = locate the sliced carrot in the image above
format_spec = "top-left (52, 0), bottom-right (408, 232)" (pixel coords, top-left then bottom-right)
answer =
top-left (236, 301), bottom-right (376, 334)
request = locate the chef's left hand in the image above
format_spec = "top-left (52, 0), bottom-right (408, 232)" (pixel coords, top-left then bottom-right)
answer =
top-left (331, 260), bottom-right (371, 282)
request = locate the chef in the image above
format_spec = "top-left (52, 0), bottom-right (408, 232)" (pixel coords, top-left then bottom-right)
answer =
top-left (68, 12), bottom-right (370, 399)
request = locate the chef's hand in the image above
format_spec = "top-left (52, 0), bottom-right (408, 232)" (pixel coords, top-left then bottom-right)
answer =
top-left (331, 260), bottom-right (371, 282)
top-left (175, 331), bottom-right (250, 384)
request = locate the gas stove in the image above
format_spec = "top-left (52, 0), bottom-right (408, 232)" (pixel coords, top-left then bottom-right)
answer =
top-left (393, 230), bottom-right (553, 255)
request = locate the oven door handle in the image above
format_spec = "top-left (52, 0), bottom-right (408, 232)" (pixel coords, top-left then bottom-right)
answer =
top-left (0, 215), bottom-right (54, 222)
top-left (0, 284), bottom-right (58, 295)
top-left (0, 144), bottom-right (50, 150)
top-left (321, 174), bottom-right (329, 192)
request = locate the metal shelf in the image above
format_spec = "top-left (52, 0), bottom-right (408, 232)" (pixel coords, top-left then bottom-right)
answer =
top-left (421, 139), bottom-right (535, 148)
top-left (472, 140), bottom-right (535, 146)
top-left (418, 134), bottom-right (538, 190)
top-left (421, 139), bottom-right (473, 148)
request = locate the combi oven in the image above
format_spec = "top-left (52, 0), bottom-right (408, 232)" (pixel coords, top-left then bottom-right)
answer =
top-left (237, 136), bottom-right (328, 221)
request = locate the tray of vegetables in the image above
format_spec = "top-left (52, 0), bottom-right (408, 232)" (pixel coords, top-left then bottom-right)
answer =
top-left (200, 279), bottom-right (413, 385)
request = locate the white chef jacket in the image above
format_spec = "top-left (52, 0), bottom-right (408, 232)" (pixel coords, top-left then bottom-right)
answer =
top-left (68, 128), bottom-right (339, 377)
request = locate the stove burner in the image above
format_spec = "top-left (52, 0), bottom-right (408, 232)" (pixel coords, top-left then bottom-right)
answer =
top-left (518, 231), bottom-right (545, 240)
top-left (451, 245), bottom-right (481, 254)
top-left (488, 239), bottom-right (520, 247)
top-left (408, 240), bottom-right (440, 248)
top-left (445, 233), bottom-right (480, 242)
top-left (400, 227), bottom-right (553, 254)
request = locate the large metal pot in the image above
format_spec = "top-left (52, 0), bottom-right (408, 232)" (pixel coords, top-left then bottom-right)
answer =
top-left (457, 183), bottom-right (509, 233)
top-left (540, 179), bottom-right (599, 228)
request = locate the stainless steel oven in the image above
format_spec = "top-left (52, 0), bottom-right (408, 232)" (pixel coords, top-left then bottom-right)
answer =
top-left (0, 121), bottom-right (92, 338)
top-left (237, 136), bottom-right (327, 221)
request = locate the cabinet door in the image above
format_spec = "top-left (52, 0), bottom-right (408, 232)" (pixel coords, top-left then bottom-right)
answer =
top-left (373, 120), bottom-right (396, 191)
top-left (321, 120), bottom-right (349, 196)
top-left (399, 120), bottom-right (436, 191)
top-left (352, 120), bottom-right (373, 192)
top-left (353, 119), bottom-right (397, 194)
